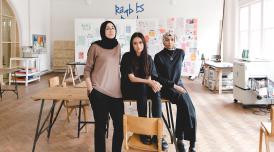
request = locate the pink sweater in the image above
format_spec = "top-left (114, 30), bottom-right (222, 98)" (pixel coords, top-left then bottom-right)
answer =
top-left (84, 44), bottom-right (122, 98)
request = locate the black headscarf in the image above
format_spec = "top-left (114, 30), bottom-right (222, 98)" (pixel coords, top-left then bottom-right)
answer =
top-left (92, 20), bottom-right (118, 49)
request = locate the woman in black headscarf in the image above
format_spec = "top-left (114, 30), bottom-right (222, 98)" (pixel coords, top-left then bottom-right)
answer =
top-left (84, 20), bottom-right (124, 152)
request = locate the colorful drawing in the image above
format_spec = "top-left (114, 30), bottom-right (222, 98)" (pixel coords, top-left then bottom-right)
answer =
top-left (79, 51), bottom-right (84, 60)
top-left (32, 34), bottom-right (46, 48)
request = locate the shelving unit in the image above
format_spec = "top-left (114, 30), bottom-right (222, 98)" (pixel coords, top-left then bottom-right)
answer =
top-left (53, 41), bottom-right (75, 72)
top-left (9, 57), bottom-right (40, 86)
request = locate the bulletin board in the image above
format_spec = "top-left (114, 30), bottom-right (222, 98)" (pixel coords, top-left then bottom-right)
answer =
top-left (75, 18), bottom-right (200, 77)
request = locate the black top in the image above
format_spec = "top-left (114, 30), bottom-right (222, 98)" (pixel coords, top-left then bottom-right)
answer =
top-left (120, 52), bottom-right (158, 87)
top-left (154, 48), bottom-right (185, 88)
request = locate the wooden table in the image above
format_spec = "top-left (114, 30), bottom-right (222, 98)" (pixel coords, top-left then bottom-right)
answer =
top-left (0, 68), bottom-right (19, 99)
top-left (75, 81), bottom-right (86, 88)
top-left (31, 86), bottom-right (177, 152)
top-left (202, 61), bottom-right (233, 94)
top-left (31, 87), bottom-right (92, 152)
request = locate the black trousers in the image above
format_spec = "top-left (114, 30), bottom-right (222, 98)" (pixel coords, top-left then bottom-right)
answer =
top-left (89, 89), bottom-right (124, 152)
top-left (161, 87), bottom-right (197, 142)
top-left (122, 83), bottom-right (162, 118)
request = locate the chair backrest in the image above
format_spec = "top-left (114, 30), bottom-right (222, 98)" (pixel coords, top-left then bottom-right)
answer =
top-left (48, 76), bottom-right (60, 88)
top-left (271, 106), bottom-right (274, 135)
top-left (123, 114), bottom-right (163, 151)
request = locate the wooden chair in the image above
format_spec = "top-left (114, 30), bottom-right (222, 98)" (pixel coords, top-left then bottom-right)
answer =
top-left (123, 114), bottom-right (163, 152)
top-left (259, 106), bottom-right (274, 152)
top-left (48, 76), bottom-right (89, 133)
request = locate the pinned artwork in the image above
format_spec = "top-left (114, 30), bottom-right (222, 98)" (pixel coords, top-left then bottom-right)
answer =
top-left (33, 34), bottom-right (46, 48)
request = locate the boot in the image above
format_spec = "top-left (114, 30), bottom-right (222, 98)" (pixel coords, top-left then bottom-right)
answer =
top-left (139, 135), bottom-right (152, 145)
top-left (189, 141), bottom-right (196, 152)
top-left (152, 135), bottom-right (169, 151)
top-left (177, 139), bottom-right (185, 152)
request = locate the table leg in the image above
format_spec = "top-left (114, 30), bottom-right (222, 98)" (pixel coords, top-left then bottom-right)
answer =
top-left (14, 71), bottom-right (19, 99)
top-left (78, 100), bottom-right (82, 138)
top-left (32, 100), bottom-right (45, 152)
top-left (218, 69), bottom-right (222, 94)
top-left (47, 101), bottom-right (56, 140)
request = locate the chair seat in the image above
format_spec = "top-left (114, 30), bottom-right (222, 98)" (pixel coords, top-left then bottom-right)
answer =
top-left (65, 75), bottom-right (81, 82)
top-left (128, 134), bottom-right (159, 152)
top-left (161, 99), bottom-right (169, 102)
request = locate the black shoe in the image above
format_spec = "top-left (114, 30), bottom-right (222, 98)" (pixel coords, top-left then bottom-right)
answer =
top-left (161, 138), bottom-right (169, 151)
top-left (152, 136), bottom-right (169, 151)
top-left (177, 139), bottom-right (186, 152)
top-left (189, 141), bottom-right (196, 152)
top-left (140, 135), bottom-right (152, 145)
top-left (188, 147), bottom-right (196, 152)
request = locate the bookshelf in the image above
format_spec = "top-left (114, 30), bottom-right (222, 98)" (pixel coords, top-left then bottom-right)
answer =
top-left (9, 57), bottom-right (40, 86)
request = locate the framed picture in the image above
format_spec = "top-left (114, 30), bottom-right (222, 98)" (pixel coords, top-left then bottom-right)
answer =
top-left (32, 34), bottom-right (46, 48)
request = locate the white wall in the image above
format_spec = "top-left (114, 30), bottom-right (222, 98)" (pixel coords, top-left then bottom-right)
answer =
top-left (51, 0), bottom-right (223, 57)
top-left (8, 0), bottom-right (51, 73)
top-left (8, 0), bottom-right (235, 72)
top-left (223, 0), bottom-right (239, 62)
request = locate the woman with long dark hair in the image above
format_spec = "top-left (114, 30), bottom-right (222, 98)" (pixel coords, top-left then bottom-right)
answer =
top-left (84, 20), bottom-right (124, 152)
top-left (120, 32), bottom-right (168, 150)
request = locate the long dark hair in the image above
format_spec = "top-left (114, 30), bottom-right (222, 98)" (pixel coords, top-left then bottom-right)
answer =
top-left (129, 32), bottom-right (150, 78)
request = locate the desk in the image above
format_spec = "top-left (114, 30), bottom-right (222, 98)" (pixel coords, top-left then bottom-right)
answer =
top-left (31, 86), bottom-right (177, 152)
top-left (31, 87), bottom-right (91, 152)
top-left (0, 68), bottom-right (19, 99)
top-left (202, 61), bottom-right (233, 94)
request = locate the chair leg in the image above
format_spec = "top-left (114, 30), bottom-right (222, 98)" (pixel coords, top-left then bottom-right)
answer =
top-left (259, 127), bottom-right (263, 152)
top-left (83, 106), bottom-right (88, 132)
top-left (66, 107), bottom-right (70, 122)
top-left (265, 133), bottom-right (270, 152)
top-left (67, 108), bottom-right (75, 123)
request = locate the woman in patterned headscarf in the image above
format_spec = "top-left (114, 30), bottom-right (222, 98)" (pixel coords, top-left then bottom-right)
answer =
top-left (154, 32), bottom-right (197, 152)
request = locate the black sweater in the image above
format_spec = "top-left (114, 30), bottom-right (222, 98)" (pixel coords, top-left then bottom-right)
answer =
top-left (120, 52), bottom-right (158, 88)
top-left (154, 48), bottom-right (185, 88)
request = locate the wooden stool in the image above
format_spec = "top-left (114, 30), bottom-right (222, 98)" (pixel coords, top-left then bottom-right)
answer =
top-left (62, 64), bottom-right (81, 86)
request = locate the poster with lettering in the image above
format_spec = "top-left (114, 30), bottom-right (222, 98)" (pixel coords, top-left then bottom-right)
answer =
top-left (75, 18), bottom-right (200, 77)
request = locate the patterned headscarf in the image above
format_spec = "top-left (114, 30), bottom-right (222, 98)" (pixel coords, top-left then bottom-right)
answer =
top-left (162, 31), bottom-right (176, 42)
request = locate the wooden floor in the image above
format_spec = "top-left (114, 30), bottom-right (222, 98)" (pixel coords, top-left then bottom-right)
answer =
top-left (0, 73), bottom-right (272, 152)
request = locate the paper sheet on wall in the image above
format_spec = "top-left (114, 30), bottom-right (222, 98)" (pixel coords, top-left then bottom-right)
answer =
top-left (75, 18), bottom-right (200, 77)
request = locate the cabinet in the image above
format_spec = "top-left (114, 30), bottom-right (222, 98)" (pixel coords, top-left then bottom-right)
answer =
top-left (202, 61), bottom-right (233, 94)
top-left (53, 41), bottom-right (75, 71)
top-left (9, 57), bottom-right (40, 86)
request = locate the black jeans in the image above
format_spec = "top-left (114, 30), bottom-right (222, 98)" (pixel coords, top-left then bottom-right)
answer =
top-left (122, 83), bottom-right (162, 118)
top-left (161, 87), bottom-right (197, 142)
top-left (89, 89), bottom-right (124, 152)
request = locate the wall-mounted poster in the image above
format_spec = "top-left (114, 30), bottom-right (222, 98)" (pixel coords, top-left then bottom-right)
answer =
top-left (32, 34), bottom-right (46, 48)
top-left (75, 18), bottom-right (200, 77)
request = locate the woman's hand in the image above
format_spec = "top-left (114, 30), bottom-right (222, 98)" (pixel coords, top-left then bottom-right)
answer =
top-left (174, 84), bottom-right (187, 94)
top-left (148, 80), bottom-right (162, 93)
